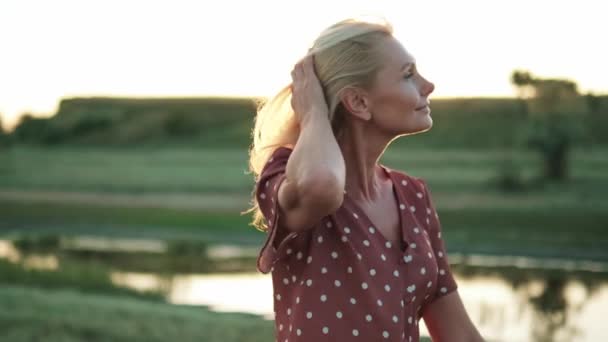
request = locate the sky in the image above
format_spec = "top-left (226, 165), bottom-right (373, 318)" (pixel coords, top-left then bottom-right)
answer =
top-left (0, 0), bottom-right (606, 130)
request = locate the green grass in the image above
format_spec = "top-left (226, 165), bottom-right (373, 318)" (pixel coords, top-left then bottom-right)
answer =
top-left (0, 285), bottom-right (274, 342)
top-left (0, 257), bottom-right (163, 301)
top-left (1, 145), bottom-right (607, 194)
top-left (1, 145), bottom-right (607, 262)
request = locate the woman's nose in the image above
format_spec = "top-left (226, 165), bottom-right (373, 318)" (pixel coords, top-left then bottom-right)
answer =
top-left (422, 79), bottom-right (435, 96)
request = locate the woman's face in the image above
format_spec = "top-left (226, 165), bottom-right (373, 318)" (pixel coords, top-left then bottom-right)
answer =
top-left (367, 36), bottom-right (435, 136)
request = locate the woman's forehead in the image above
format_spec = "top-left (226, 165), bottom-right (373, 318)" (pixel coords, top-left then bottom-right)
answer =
top-left (380, 37), bottom-right (416, 71)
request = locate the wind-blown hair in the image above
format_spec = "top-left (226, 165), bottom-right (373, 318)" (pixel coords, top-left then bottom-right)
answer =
top-left (244, 17), bottom-right (394, 232)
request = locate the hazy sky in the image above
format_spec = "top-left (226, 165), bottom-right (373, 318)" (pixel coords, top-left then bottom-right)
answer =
top-left (1, 0), bottom-right (606, 129)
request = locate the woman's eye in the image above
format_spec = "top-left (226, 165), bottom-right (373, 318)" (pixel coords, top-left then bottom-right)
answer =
top-left (404, 73), bottom-right (414, 79)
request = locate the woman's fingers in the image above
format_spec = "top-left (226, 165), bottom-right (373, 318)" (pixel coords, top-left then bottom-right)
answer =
top-left (290, 53), bottom-right (328, 123)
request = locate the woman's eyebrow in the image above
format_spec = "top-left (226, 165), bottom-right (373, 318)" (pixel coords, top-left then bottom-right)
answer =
top-left (401, 62), bottom-right (416, 71)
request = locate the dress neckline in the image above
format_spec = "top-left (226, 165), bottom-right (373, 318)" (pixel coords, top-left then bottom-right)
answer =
top-left (343, 164), bottom-right (410, 253)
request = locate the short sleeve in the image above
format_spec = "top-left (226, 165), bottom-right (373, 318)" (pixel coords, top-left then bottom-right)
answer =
top-left (255, 147), bottom-right (298, 274)
top-left (419, 178), bottom-right (458, 301)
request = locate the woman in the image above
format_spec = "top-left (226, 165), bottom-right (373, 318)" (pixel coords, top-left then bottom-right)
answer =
top-left (246, 17), bottom-right (484, 342)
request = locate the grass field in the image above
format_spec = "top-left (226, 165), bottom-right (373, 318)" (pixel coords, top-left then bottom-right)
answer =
top-left (1, 145), bottom-right (607, 261)
top-left (0, 285), bottom-right (275, 342)
top-left (0, 144), bottom-right (605, 341)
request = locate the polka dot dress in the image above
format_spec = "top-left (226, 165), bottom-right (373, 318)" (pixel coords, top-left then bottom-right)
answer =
top-left (256, 147), bottom-right (458, 341)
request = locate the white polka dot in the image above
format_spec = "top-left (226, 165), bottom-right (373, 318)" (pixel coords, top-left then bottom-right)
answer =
top-left (283, 278), bottom-right (289, 285)
top-left (417, 192), bottom-right (423, 198)
top-left (440, 269), bottom-right (446, 275)
top-left (428, 252), bottom-right (433, 258)
top-left (427, 281), bottom-right (433, 288)
top-left (331, 251), bottom-right (338, 259)
top-left (426, 218), bottom-right (431, 225)
top-left (344, 227), bottom-right (351, 234)
top-left (383, 331), bottom-right (390, 338)
top-left (407, 284), bottom-right (416, 293)
top-left (381, 254), bottom-right (387, 261)
top-left (410, 243), bottom-right (417, 249)
top-left (287, 308), bottom-right (291, 315)
top-left (334, 280), bottom-right (342, 287)
top-left (286, 248), bottom-right (292, 254)
top-left (400, 204), bottom-right (406, 210)
top-left (426, 208), bottom-right (432, 215)
top-left (326, 221), bottom-right (332, 228)
top-left (403, 255), bottom-right (413, 263)
top-left (392, 315), bottom-right (399, 323)
top-left (296, 296), bottom-right (300, 303)
top-left (341, 236), bottom-right (348, 242)
top-left (369, 269), bottom-right (376, 276)
top-left (363, 240), bottom-right (370, 247)
top-left (353, 329), bottom-right (359, 336)
top-left (361, 282), bottom-right (368, 290)
top-left (413, 227), bottom-right (420, 234)
top-left (320, 294), bottom-right (327, 302)
top-left (408, 316), bottom-right (413, 324)
top-left (400, 300), bottom-right (404, 307)
top-left (306, 311), bottom-right (313, 319)
top-left (368, 226), bottom-right (375, 234)
top-left (350, 297), bottom-right (357, 304)
top-left (279, 324), bottom-right (283, 331)
top-left (384, 284), bottom-right (391, 292)
top-left (336, 311), bottom-right (343, 319)
top-left (307, 256), bottom-right (312, 264)
top-left (441, 287), bottom-right (448, 293)
top-left (385, 241), bottom-right (392, 248)
top-left (260, 193), bottom-right (266, 199)
top-left (322, 326), bottom-right (329, 334)
top-left (291, 275), bottom-right (296, 283)
top-left (438, 251), bottom-right (444, 258)
top-left (393, 270), bottom-right (400, 277)
top-left (410, 206), bottom-right (416, 213)
top-left (401, 180), bottom-right (407, 186)
top-left (366, 314), bottom-right (372, 322)
top-left (297, 329), bottom-right (302, 336)
top-left (276, 294), bottom-right (281, 300)
top-left (296, 252), bottom-right (303, 259)
top-left (306, 279), bottom-right (312, 286)
top-left (265, 181), bottom-right (270, 188)
top-left (317, 236), bottom-right (323, 243)
top-left (357, 253), bottom-right (363, 260)
top-left (347, 266), bottom-right (353, 273)
top-left (321, 267), bottom-right (328, 274)
top-left (353, 213), bottom-right (359, 219)
top-left (438, 232), bottom-right (442, 239)
top-left (420, 267), bottom-right (426, 275)
top-left (377, 299), bottom-right (383, 306)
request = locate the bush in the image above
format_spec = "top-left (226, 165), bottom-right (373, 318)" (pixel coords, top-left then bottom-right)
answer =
top-left (13, 234), bottom-right (61, 253)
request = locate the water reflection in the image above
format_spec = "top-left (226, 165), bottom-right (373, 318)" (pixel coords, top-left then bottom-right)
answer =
top-left (2, 238), bottom-right (608, 341)
top-left (106, 265), bottom-right (608, 341)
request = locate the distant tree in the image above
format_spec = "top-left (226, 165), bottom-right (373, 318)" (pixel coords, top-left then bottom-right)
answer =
top-left (0, 115), bottom-right (9, 147)
top-left (585, 92), bottom-right (600, 114)
top-left (510, 70), bottom-right (586, 181)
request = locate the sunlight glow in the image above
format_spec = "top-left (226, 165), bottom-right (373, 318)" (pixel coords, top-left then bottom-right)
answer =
top-left (0, 0), bottom-right (605, 130)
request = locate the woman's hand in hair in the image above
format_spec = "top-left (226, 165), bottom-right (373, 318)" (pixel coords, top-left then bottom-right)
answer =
top-left (290, 54), bottom-right (329, 126)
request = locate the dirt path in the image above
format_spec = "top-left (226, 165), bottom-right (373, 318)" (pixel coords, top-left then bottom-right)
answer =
top-left (0, 190), bottom-right (251, 212)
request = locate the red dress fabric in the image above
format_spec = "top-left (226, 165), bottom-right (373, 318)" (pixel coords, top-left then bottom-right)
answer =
top-left (256, 146), bottom-right (458, 342)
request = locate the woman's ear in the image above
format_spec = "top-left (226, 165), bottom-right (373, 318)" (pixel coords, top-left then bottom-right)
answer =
top-left (340, 87), bottom-right (372, 121)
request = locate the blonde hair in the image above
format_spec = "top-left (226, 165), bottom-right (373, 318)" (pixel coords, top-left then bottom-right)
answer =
top-left (243, 17), bottom-right (394, 232)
